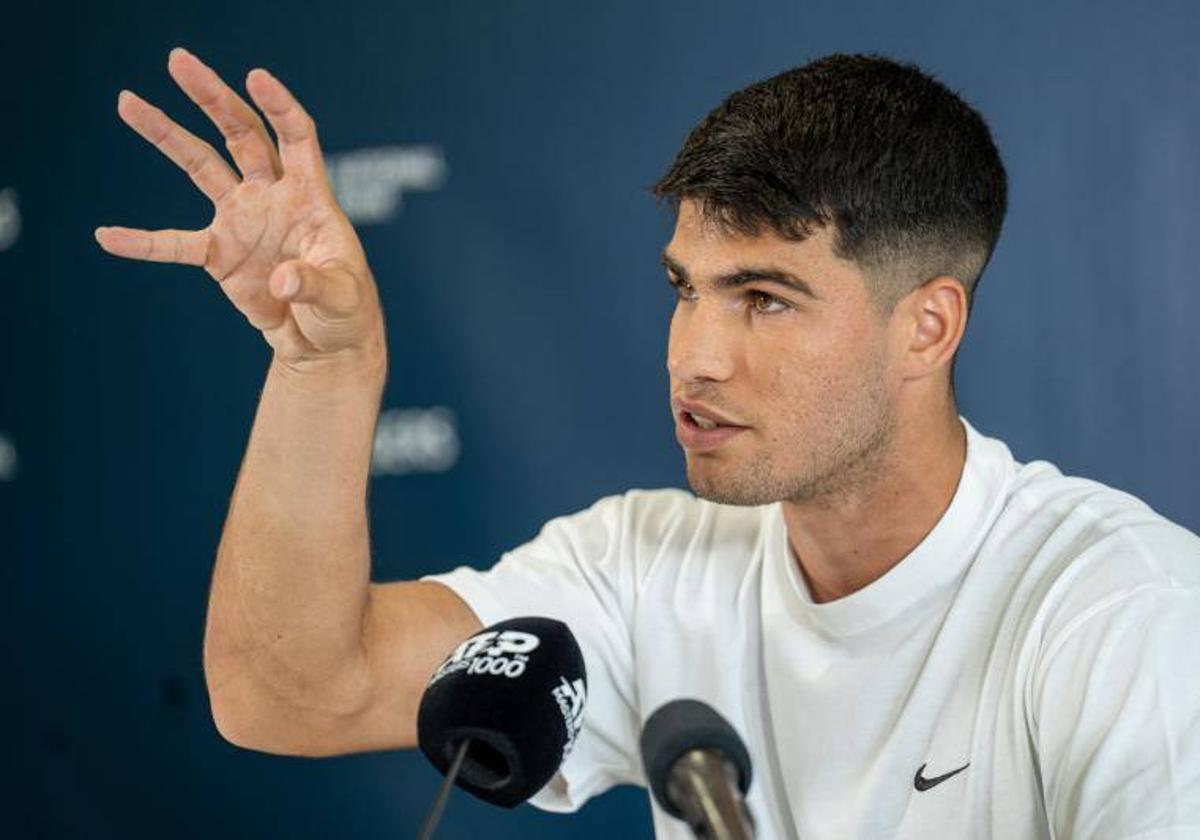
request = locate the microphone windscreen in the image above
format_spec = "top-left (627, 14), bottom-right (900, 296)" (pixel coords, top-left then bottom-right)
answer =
top-left (639, 698), bottom-right (753, 819)
top-left (417, 616), bottom-right (588, 808)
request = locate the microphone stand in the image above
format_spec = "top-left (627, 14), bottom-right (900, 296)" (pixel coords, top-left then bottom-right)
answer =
top-left (666, 750), bottom-right (756, 840)
top-left (417, 739), bottom-right (471, 840)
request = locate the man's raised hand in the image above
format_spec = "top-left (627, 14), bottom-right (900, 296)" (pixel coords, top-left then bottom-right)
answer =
top-left (95, 48), bottom-right (385, 371)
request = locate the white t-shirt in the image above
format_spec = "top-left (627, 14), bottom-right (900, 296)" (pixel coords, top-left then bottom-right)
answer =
top-left (422, 418), bottom-right (1200, 839)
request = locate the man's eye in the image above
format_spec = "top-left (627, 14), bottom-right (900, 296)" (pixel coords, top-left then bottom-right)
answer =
top-left (668, 277), bottom-right (697, 301)
top-left (748, 290), bottom-right (788, 314)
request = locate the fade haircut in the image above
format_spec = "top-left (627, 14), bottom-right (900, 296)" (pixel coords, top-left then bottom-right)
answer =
top-left (652, 53), bottom-right (1008, 316)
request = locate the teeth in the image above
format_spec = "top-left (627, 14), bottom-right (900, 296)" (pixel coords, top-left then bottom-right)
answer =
top-left (690, 412), bottom-right (719, 430)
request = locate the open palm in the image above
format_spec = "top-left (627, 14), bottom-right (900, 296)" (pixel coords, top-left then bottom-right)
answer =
top-left (95, 48), bottom-right (384, 367)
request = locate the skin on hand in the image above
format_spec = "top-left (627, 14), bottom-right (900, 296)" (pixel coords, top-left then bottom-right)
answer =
top-left (95, 47), bottom-right (385, 369)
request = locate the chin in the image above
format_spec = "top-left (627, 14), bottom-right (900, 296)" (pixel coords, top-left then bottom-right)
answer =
top-left (685, 462), bottom-right (784, 507)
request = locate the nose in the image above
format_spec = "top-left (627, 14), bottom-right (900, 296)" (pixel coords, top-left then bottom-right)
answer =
top-left (666, 298), bottom-right (738, 383)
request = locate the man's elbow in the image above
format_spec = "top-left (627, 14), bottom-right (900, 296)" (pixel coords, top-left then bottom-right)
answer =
top-left (208, 693), bottom-right (365, 758)
top-left (205, 666), bottom-right (372, 758)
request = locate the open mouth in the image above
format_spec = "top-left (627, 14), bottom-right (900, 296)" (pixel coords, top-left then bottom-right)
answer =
top-left (675, 409), bottom-right (749, 450)
top-left (682, 410), bottom-right (722, 430)
top-left (679, 409), bottom-right (746, 430)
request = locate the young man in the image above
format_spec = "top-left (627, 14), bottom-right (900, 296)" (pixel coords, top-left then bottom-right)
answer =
top-left (96, 48), bottom-right (1200, 838)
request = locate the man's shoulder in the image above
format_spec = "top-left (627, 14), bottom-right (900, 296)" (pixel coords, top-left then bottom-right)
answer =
top-left (562, 487), bottom-right (769, 536)
top-left (619, 486), bottom-right (770, 534)
top-left (992, 453), bottom-right (1200, 647)
top-left (1002, 456), bottom-right (1200, 578)
top-left (545, 487), bottom-right (772, 584)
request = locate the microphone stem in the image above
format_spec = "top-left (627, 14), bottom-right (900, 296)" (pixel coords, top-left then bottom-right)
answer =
top-left (667, 750), bottom-right (755, 840)
top-left (417, 738), bottom-right (471, 840)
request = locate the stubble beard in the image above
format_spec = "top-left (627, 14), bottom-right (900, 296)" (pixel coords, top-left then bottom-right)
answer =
top-left (684, 359), bottom-right (897, 508)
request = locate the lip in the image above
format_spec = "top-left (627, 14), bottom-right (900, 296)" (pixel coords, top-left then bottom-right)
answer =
top-left (672, 399), bottom-right (749, 451)
top-left (672, 398), bottom-right (745, 427)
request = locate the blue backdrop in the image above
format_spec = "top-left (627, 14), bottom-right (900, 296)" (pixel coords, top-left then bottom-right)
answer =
top-left (3, 0), bottom-right (1198, 837)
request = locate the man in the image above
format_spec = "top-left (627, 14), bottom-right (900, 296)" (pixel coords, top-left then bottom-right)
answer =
top-left (95, 48), bottom-right (1200, 838)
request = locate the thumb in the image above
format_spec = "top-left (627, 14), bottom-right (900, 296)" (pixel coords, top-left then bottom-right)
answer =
top-left (269, 259), bottom-right (362, 317)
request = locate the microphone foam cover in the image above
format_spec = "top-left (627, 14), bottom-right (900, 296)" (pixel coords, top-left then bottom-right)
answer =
top-left (417, 616), bottom-right (587, 808)
top-left (640, 698), bottom-right (753, 819)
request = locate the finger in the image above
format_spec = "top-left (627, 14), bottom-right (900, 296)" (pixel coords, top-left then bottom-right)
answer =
top-left (94, 226), bottom-right (210, 266)
top-left (269, 259), bottom-right (361, 318)
top-left (244, 69), bottom-right (327, 182)
top-left (167, 47), bottom-right (283, 182)
top-left (115, 90), bottom-right (239, 205)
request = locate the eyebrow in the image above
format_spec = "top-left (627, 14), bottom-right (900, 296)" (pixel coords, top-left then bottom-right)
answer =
top-left (660, 251), bottom-right (821, 301)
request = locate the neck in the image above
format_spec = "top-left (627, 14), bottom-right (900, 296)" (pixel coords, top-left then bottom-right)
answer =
top-left (780, 403), bottom-right (967, 604)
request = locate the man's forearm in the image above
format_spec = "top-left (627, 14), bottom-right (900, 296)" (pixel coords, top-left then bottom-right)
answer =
top-left (204, 348), bottom-right (388, 732)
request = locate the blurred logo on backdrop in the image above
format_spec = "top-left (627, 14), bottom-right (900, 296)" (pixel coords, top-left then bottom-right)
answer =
top-left (371, 406), bottom-right (459, 476)
top-left (322, 145), bottom-right (455, 476)
top-left (325, 146), bottom-right (447, 225)
top-left (0, 188), bottom-right (20, 252)
top-left (0, 432), bottom-right (17, 482)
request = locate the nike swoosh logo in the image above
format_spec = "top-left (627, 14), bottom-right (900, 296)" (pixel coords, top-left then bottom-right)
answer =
top-left (913, 762), bottom-right (970, 791)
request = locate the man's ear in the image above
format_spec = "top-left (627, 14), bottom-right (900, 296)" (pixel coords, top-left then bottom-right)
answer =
top-left (897, 276), bottom-right (968, 381)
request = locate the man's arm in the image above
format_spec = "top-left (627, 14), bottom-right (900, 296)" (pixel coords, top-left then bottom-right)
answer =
top-left (95, 47), bottom-right (480, 756)
top-left (203, 356), bottom-right (481, 756)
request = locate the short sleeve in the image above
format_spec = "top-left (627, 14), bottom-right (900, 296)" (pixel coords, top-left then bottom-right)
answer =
top-left (420, 493), bottom-right (644, 812)
top-left (1030, 584), bottom-right (1200, 839)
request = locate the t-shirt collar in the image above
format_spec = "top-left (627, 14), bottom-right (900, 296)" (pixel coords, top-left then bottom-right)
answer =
top-left (767, 416), bottom-right (1015, 637)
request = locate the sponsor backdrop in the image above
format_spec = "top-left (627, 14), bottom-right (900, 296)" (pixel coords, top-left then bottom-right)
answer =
top-left (2, 0), bottom-right (1197, 837)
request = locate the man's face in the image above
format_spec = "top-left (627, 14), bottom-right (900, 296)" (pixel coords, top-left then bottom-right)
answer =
top-left (665, 199), bottom-right (900, 506)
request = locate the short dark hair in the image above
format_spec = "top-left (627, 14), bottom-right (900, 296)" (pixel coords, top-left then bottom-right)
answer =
top-left (652, 53), bottom-right (1008, 315)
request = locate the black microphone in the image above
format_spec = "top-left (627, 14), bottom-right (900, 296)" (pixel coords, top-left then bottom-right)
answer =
top-left (640, 698), bottom-right (756, 840)
top-left (416, 616), bottom-right (588, 832)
